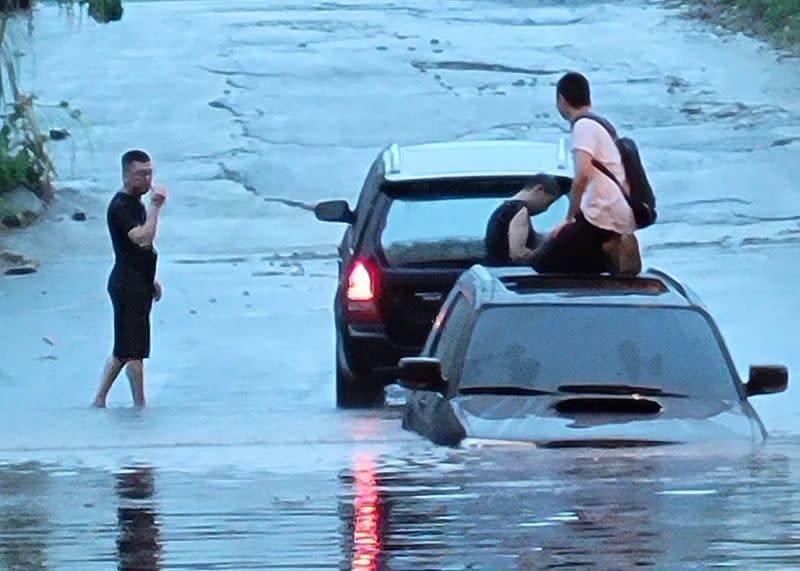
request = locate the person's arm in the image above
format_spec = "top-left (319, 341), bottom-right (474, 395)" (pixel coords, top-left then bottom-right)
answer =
top-left (153, 278), bottom-right (163, 301)
top-left (127, 205), bottom-right (161, 246)
top-left (566, 120), bottom-right (599, 220)
top-left (567, 150), bottom-right (593, 220)
top-left (508, 208), bottom-right (537, 263)
top-left (127, 187), bottom-right (167, 247)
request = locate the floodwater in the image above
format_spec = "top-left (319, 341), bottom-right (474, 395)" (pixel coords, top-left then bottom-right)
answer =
top-left (1, 0), bottom-right (800, 568)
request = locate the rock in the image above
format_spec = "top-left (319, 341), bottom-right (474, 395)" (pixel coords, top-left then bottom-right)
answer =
top-left (1, 187), bottom-right (46, 218)
top-left (87, 0), bottom-right (123, 23)
top-left (5, 266), bottom-right (37, 276)
top-left (20, 211), bottom-right (37, 225)
top-left (2, 214), bottom-right (21, 228)
top-left (681, 106), bottom-right (703, 116)
top-left (49, 128), bottom-right (70, 141)
top-left (1, 252), bottom-right (27, 265)
top-left (72, 211), bottom-right (87, 221)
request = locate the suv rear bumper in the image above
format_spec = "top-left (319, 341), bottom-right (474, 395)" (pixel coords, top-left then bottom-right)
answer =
top-left (341, 323), bottom-right (420, 383)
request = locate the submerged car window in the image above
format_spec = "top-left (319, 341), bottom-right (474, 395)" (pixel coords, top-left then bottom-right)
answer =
top-left (460, 306), bottom-right (739, 399)
top-left (381, 195), bottom-right (568, 266)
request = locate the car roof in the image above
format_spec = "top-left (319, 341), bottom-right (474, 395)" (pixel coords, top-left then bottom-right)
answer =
top-left (460, 265), bottom-right (706, 309)
top-left (381, 139), bottom-right (573, 182)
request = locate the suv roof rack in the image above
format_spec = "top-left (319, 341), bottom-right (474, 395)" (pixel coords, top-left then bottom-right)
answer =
top-left (498, 274), bottom-right (669, 295)
top-left (644, 267), bottom-right (690, 300)
top-left (386, 143), bottom-right (401, 174)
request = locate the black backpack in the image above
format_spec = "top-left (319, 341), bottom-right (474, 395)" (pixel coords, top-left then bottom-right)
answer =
top-left (573, 113), bottom-right (657, 229)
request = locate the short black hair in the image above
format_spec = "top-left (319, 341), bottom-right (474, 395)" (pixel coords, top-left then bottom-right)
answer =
top-left (525, 173), bottom-right (563, 197)
top-left (556, 72), bottom-right (591, 108)
top-left (121, 149), bottom-right (151, 172)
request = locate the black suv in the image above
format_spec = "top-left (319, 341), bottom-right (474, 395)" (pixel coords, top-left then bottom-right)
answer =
top-left (314, 139), bottom-right (572, 407)
top-left (397, 266), bottom-right (789, 448)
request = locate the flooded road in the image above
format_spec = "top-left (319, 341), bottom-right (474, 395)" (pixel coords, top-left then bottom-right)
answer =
top-left (3, 442), bottom-right (800, 569)
top-left (1, 0), bottom-right (800, 568)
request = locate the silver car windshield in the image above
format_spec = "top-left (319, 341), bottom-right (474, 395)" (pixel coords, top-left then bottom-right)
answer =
top-left (460, 305), bottom-right (739, 400)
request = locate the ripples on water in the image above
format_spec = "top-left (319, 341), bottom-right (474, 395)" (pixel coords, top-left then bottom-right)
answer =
top-left (2, 439), bottom-right (800, 570)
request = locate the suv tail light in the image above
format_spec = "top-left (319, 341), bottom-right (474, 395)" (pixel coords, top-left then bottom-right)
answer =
top-left (345, 258), bottom-right (380, 320)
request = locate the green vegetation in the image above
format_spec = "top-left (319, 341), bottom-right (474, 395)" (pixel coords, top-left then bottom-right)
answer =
top-left (690, 0), bottom-right (800, 49)
top-left (0, 0), bottom-right (123, 209)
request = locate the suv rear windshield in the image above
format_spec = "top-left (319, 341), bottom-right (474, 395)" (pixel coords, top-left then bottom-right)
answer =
top-left (379, 179), bottom-right (568, 266)
top-left (460, 305), bottom-right (738, 400)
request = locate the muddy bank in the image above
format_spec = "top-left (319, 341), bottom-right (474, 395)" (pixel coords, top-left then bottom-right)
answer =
top-left (673, 0), bottom-right (800, 58)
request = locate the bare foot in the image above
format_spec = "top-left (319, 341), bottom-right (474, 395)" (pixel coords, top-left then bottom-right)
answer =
top-left (91, 398), bottom-right (106, 408)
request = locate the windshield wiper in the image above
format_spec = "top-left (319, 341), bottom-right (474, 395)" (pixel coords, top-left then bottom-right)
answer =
top-left (459, 386), bottom-right (557, 396)
top-left (557, 384), bottom-right (688, 398)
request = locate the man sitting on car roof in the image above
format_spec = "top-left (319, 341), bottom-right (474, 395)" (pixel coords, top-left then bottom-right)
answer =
top-left (484, 172), bottom-right (642, 275)
top-left (484, 173), bottom-right (563, 266)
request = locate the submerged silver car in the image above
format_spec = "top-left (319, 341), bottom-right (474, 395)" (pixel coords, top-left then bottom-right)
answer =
top-left (397, 266), bottom-right (788, 449)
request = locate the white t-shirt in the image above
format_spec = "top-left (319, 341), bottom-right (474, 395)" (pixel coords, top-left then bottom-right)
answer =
top-left (571, 117), bottom-right (636, 234)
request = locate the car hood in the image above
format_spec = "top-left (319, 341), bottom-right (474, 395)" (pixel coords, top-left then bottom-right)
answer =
top-left (451, 393), bottom-right (761, 447)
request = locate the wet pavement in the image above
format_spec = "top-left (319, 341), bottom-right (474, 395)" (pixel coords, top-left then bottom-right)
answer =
top-left (2, 0), bottom-right (800, 568)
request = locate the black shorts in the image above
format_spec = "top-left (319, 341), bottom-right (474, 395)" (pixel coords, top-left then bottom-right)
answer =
top-left (532, 212), bottom-right (617, 274)
top-left (109, 285), bottom-right (153, 361)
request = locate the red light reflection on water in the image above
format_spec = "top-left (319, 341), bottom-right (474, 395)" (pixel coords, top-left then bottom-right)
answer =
top-left (352, 454), bottom-right (381, 571)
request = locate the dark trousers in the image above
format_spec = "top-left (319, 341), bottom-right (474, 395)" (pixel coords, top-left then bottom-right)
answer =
top-left (532, 212), bottom-right (617, 274)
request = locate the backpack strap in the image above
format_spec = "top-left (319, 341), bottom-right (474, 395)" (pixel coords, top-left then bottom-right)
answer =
top-left (571, 113), bottom-right (633, 206)
top-left (572, 112), bottom-right (618, 141)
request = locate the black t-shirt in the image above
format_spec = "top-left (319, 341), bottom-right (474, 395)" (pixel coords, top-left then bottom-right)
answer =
top-left (107, 191), bottom-right (157, 291)
top-left (484, 200), bottom-right (534, 265)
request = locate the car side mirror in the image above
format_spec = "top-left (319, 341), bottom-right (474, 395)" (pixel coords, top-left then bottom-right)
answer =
top-left (314, 200), bottom-right (355, 224)
top-left (746, 365), bottom-right (788, 397)
top-left (397, 357), bottom-right (447, 394)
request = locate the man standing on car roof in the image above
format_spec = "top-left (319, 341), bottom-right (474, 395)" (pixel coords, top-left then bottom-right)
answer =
top-left (530, 71), bottom-right (641, 275)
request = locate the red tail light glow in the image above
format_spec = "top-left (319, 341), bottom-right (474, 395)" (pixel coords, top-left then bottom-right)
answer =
top-left (345, 259), bottom-right (380, 320)
top-left (352, 454), bottom-right (381, 571)
top-left (347, 260), bottom-right (375, 302)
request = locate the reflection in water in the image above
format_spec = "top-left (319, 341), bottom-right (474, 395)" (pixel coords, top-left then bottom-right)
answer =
top-left (340, 454), bottom-right (386, 571)
top-left (115, 465), bottom-right (161, 571)
top-left (2, 443), bottom-right (800, 569)
top-left (0, 462), bottom-right (49, 571)
top-left (337, 445), bottom-right (800, 570)
top-left (352, 455), bottom-right (382, 571)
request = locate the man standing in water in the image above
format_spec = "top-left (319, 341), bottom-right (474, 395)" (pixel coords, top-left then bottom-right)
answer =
top-left (92, 150), bottom-right (167, 408)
